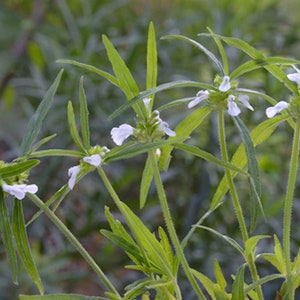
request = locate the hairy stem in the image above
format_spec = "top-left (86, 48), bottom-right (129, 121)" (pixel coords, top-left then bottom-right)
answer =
top-left (218, 110), bottom-right (263, 300)
top-left (283, 117), bottom-right (300, 299)
top-left (149, 150), bottom-right (206, 300)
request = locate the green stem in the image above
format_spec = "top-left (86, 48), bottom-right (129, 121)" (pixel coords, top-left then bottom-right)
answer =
top-left (149, 150), bottom-right (206, 300)
top-left (97, 166), bottom-right (182, 299)
top-left (283, 117), bottom-right (300, 299)
top-left (218, 110), bottom-right (263, 300)
top-left (28, 193), bottom-right (120, 298)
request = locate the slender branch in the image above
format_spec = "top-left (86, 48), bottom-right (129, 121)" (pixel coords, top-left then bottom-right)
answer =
top-left (28, 193), bottom-right (121, 298)
top-left (148, 150), bottom-right (205, 300)
top-left (283, 117), bottom-right (300, 299)
top-left (218, 110), bottom-right (263, 300)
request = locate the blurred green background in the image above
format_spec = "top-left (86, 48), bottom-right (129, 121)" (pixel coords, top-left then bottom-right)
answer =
top-left (1, 0), bottom-right (300, 299)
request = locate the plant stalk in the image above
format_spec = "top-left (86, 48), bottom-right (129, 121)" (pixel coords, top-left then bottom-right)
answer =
top-left (283, 117), bottom-right (300, 299)
top-left (28, 193), bottom-right (121, 298)
top-left (149, 150), bottom-right (206, 300)
top-left (218, 110), bottom-right (263, 300)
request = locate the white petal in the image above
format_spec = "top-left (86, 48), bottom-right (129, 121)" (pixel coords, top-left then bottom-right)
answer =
top-left (68, 165), bottom-right (80, 190)
top-left (219, 76), bottom-right (231, 92)
top-left (2, 183), bottom-right (38, 200)
top-left (227, 95), bottom-right (241, 116)
top-left (265, 101), bottom-right (289, 118)
top-left (287, 73), bottom-right (300, 85)
top-left (23, 184), bottom-right (38, 194)
top-left (158, 121), bottom-right (176, 137)
top-left (83, 154), bottom-right (101, 167)
top-left (238, 94), bottom-right (254, 111)
top-left (110, 124), bottom-right (134, 146)
top-left (188, 90), bottom-right (209, 108)
top-left (143, 97), bottom-right (152, 109)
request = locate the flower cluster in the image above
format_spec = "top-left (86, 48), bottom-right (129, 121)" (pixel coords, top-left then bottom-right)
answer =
top-left (68, 146), bottom-right (110, 190)
top-left (264, 69), bottom-right (300, 118)
top-left (188, 75), bottom-right (254, 117)
top-left (0, 161), bottom-right (38, 200)
top-left (110, 98), bottom-right (176, 146)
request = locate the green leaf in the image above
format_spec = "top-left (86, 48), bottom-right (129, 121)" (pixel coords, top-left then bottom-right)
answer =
top-left (174, 143), bottom-right (248, 175)
top-left (19, 294), bottom-right (108, 300)
top-left (232, 116), bottom-right (263, 231)
top-left (105, 138), bottom-right (185, 163)
top-left (190, 269), bottom-right (217, 300)
top-left (197, 225), bottom-right (244, 255)
top-left (162, 34), bottom-right (224, 74)
top-left (159, 106), bottom-right (212, 171)
top-left (244, 235), bottom-right (270, 258)
top-left (67, 101), bottom-right (85, 152)
top-left (56, 59), bottom-right (119, 87)
top-left (0, 160), bottom-right (39, 180)
top-left (79, 77), bottom-right (90, 149)
top-left (20, 69), bottom-right (63, 155)
top-left (139, 156), bottom-right (153, 208)
top-left (30, 134), bottom-right (57, 153)
top-left (146, 21), bottom-right (157, 110)
top-left (207, 28), bottom-right (229, 75)
top-left (12, 200), bottom-right (44, 294)
top-left (108, 80), bottom-right (211, 120)
top-left (102, 34), bottom-right (139, 99)
top-left (214, 260), bottom-right (227, 291)
top-left (0, 189), bottom-right (18, 283)
top-left (101, 229), bottom-right (144, 264)
top-left (118, 202), bottom-right (174, 278)
top-left (231, 57), bottom-right (300, 80)
top-left (232, 265), bottom-right (245, 300)
top-left (29, 149), bottom-right (83, 158)
top-left (210, 114), bottom-right (290, 210)
top-left (208, 34), bottom-right (299, 94)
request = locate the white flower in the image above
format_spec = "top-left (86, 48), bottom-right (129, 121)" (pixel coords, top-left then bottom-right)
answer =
top-left (188, 90), bottom-right (210, 108)
top-left (287, 73), bottom-right (300, 85)
top-left (155, 111), bottom-right (176, 137)
top-left (158, 120), bottom-right (176, 137)
top-left (219, 76), bottom-right (231, 92)
top-left (68, 165), bottom-right (80, 190)
top-left (2, 183), bottom-right (38, 200)
top-left (227, 95), bottom-right (241, 116)
top-left (265, 101), bottom-right (289, 118)
top-left (110, 124), bottom-right (134, 146)
top-left (238, 94), bottom-right (254, 111)
top-left (83, 154), bottom-right (101, 167)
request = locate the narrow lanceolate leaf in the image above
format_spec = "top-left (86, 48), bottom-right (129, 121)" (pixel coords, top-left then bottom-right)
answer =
top-left (207, 28), bottom-right (229, 75)
top-left (140, 156), bottom-right (153, 209)
top-left (232, 266), bottom-right (245, 300)
top-left (79, 77), bottom-right (90, 149)
top-left (0, 160), bottom-right (39, 180)
top-left (56, 59), bottom-right (119, 87)
top-left (231, 57), bottom-right (300, 80)
top-left (233, 116), bottom-right (263, 232)
top-left (0, 189), bottom-right (18, 283)
top-left (102, 35), bottom-right (142, 115)
top-left (19, 294), bottom-right (108, 300)
top-left (174, 143), bottom-right (248, 176)
top-left (146, 21), bottom-right (157, 110)
top-left (162, 34), bottom-right (224, 74)
top-left (12, 200), bottom-right (44, 294)
top-left (210, 114), bottom-right (290, 210)
top-left (210, 34), bottom-right (299, 94)
top-left (67, 101), bottom-right (85, 152)
top-left (20, 69), bottom-right (63, 155)
top-left (108, 79), bottom-right (210, 120)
